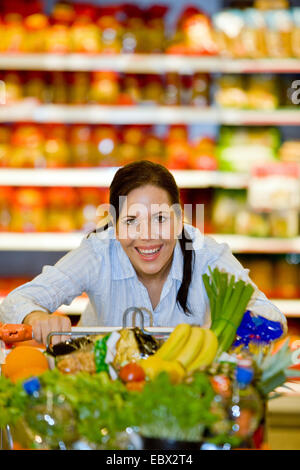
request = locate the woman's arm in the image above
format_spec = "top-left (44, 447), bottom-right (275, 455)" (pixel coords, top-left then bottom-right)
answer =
top-left (0, 236), bottom-right (101, 343)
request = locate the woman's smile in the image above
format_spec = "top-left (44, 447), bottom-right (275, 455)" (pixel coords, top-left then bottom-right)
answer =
top-left (134, 244), bottom-right (163, 261)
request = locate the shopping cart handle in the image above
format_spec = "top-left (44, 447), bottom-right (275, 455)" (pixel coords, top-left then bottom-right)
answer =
top-left (0, 323), bottom-right (33, 343)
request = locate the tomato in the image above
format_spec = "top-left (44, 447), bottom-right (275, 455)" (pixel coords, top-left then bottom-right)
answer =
top-left (119, 362), bottom-right (145, 383)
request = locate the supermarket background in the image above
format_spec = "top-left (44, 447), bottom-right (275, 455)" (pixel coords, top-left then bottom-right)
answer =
top-left (0, 0), bottom-right (299, 449)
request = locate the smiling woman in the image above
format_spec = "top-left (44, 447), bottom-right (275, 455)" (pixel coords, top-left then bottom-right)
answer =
top-left (0, 160), bottom-right (287, 344)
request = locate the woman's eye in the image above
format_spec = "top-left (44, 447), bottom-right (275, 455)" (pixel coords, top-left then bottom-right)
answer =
top-left (154, 214), bottom-right (167, 223)
top-left (125, 218), bottom-right (137, 225)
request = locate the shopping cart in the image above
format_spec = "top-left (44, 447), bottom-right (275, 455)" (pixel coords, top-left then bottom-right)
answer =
top-left (0, 306), bottom-right (173, 450)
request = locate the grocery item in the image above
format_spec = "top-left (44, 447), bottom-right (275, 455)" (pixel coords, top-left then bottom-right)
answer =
top-left (202, 267), bottom-right (255, 354)
top-left (46, 187), bottom-right (79, 232)
top-left (97, 6), bottom-right (122, 54)
top-left (43, 124), bottom-right (71, 168)
top-left (263, 9), bottom-right (293, 58)
top-left (211, 189), bottom-right (247, 234)
top-left (2, 346), bottom-right (49, 383)
top-left (10, 187), bottom-right (47, 232)
top-left (69, 4), bottom-right (100, 53)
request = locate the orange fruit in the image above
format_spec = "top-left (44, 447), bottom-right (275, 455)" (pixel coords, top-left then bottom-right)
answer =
top-left (10, 366), bottom-right (48, 384)
top-left (12, 339), bottom-right (46, 350)
top-left (2, 346), bottom-right (49, 379)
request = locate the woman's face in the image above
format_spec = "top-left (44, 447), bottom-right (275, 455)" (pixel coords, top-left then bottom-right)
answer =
top-left (115, 185), bottom-right (182, 281)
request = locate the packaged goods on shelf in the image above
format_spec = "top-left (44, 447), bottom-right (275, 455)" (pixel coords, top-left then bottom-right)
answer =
top-left (0, 186), bottom-right (109, 233)
top-left (279, 140), bottom-right (300, 163)
top-left (216, 126), bottom-right (280, 173)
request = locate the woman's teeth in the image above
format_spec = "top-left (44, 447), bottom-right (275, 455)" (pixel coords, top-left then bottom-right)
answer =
top-left (136, 247), bottom-right (161, 255)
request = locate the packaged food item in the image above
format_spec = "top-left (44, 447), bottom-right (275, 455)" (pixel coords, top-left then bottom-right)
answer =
top-left (142, 75), bottom-right (164, 105)
top-left (23, 13), bottom-right (48, 52)
top-left (0, 187), bottom-right (13, 231)
top-left (242, 8), bottom-right (267, 58)
top-left (70, 4), bottom-right (100, 53)
top-left (144, 5), bottom-right (168, 53)
top-left (247, 74), bottom-right (279, 110)
top-left (89, 71), bottom-right (120, 104)
top-left (92, 125), bottom-right (119, 166)
top-left (97, 5), bottom-right (122, 54)
top-left (274, 257), bottom-right (300, 299)
top-left (191, 73), bottom-right (210, 107)
top-left (189, 136), bottom-right (217, 170)
top-left (3, 13), bottom-right (25, 52)
top-left (242, 258), bottom-right (274, 298)
top-left (0, 125), bottom-right (11, 167)
top-left (263, 9), bottom-right (293, 58)
top-left (216, 126), bottom-right (279, 173)
top-left (44, 124), bottom-right (71, 168)
top-left (211, 189), bottom-right (247, 234)
top-left (122, 74), bottom-right (142, 105)
top-left (164, 73), bottom-right (180, 106)
top-left (11, 187), bottom-right (47, 232)
top-left (279, 140), bottom-right (300, 163)
top-left (248, 162), bottom-right (300, 211)
top-left (235, 210), bottom-right (270, 237)
top-left (68, 72), bottom-right (89, 105)
top-left (212, 9), bottom-right (246, 58)
top-left (118, 125), bottom-right (143, 164)
top-left (143, 132), bottom-right (165, 165)
top-left (70, 125), bottom-right (94, 167)
top-left (46, 2), bottom-right (74, 53)
top-left (165, 125), bottom-right (191, 170)
top-left (291, 8), bottom-right (300, 58)
top-left (48, 72), bottom-right (68, 104)
top-left (215, 75), bottom-right (248, 109)
top-left (269, 209), bottom-right (299, 238)
top-left (122, 4), bottom-right (145, 53)
top-left (23, 71), bottom-right (47, 104)
top-left (77, 187), bottom-right (107, 233)
top-left (168, 7), bottom-right (218, 56)
top-left (4, 72), bottom-right (23, 104)
top-left (10, 124), bottom-right (46, 168)
top-left (46, 187), bottom-right (79, 232)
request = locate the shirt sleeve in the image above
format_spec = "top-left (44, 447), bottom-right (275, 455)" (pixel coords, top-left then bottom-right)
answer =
top-left (204, 237), bottom-right (288, 333)
top-left (0, 236), bottom-right (101, 325)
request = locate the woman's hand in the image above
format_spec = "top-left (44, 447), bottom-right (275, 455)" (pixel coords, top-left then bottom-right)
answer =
top-left (23, 311), bottom-right (71, 346)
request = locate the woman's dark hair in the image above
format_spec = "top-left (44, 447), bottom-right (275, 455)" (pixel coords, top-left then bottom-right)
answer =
top-left (93, 160), bottom-right (194, 315)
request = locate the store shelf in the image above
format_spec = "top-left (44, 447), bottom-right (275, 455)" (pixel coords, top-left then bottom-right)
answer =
top-left (0, 104), bottom-right (299, 125)
top-left (0, 168), bottom-right (249, 189)
top-left (0, 232), bottom-right (299, 253)
top-left (0, 54), bottom-right (299, 73)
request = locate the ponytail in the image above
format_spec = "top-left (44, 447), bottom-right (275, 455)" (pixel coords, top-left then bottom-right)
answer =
top-left (177, 228), bottom-right (194, 315)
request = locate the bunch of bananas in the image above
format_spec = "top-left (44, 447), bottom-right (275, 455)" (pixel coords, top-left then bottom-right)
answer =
top-left (139, 324), bottom-right (219, 383)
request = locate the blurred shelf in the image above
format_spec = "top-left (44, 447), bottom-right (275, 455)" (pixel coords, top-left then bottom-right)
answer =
top-left (0, 232), bottom-right (299, 253)
top-left (0, 168), bottom-right (249, 189)
top-left (0, 54), bottom-right (299, 73)
top-left (211, 234), bottom-right (300, 253)
top-left (0, 104), bottom-right (299, 125)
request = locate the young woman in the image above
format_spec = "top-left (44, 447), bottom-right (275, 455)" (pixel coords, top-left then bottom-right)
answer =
top-left (0, 160), bottom-right (286, 345)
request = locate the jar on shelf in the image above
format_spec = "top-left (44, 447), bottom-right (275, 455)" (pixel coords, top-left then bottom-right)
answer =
top-left (77, 187), bottom-right (109, 233)
top-left (70, 5), bottom-right (101, 53)
top-left (97, 6), bottom-right (123, 54)
top-left (11, 188), bottom-right (47, 232)
top-left (122, 4), bottom-right (146, 53)
top-left (69, 72), bottom-right (90, 104)
top-left (165, 125), bottom-right (191, 170)
top-left (122, 74), bottom-right (142, 105)
top-left (89, 71), bottom-right (120, 104)
top-left (23, 71), bottom-right (47, 104)
top-left (263, 9), bottom-right (293, 58)
top-left (143, 132), bottom-right (166, 165)
top-left (48, 72), bottom-right (68, 104)
top-left (44, 124), bottom-right (71, 168)
top-left (118, 125), bottom-right (144, 164)
top-left (46, 187), bottom-right (79, 232)
top-left (69, 125), bottom-right (93, 167)
top-left (92, 125), bottom-right (119, 166)
top-left (269, 209), bottom-right (299, 238)
top-left (164, 73), bottom-right (181, 106)
top-left (189, 136), bottom-right (217, 170)
top-left (144, 5), bottom-right (168, 53)
top-left (274, 256), bottom-right (299, 299)
top-left (0, 187), bottom-right (13, 232)
top-left (10, 124), bottom-right (46, 168)
top-left (46, 2), bottom-right (75, 53)
top-left (23, 13), bottom-right (49, 52)
top-left (0, 125), bottom-right (11, 167)
top-left (191, 73), bottom-right (210, 107)
top-left (4, 72), bottom-right (23, 104)
top-left (142, 75), bottom-right (164, 105)
top-left (3, 13), bottom-right (25, 53)
top-left (291, 8), bottom-right (300, 58)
